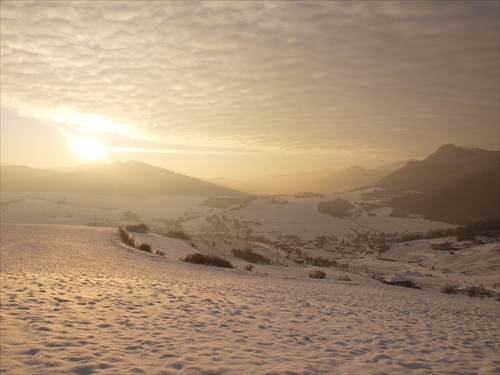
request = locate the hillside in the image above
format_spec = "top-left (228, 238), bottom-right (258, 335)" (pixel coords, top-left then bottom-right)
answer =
top-left (1, 223), bottom-right (498, 374)
top-left (311, 161), bottom-right (406, 194)
top-left (0, 165), bottom-right (59, 184)
top-left (212, 162), bottom-right (405, 196)
top-left (370, 144), bottom-right (500, 224)
top-left (0, 161), bottom-right (248, 197)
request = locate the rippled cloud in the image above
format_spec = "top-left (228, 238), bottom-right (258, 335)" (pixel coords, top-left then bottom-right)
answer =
top-left (1, 1), bottom-right (498, 161)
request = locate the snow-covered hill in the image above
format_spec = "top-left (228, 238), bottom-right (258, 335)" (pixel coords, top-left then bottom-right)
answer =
top-left (1, 223), bottom-right (499, 374)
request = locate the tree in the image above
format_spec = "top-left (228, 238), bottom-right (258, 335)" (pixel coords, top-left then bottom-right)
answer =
top-left (377, 236), bottom-right (390, 258)
top-left (318, 198), bottom-right (355, 219)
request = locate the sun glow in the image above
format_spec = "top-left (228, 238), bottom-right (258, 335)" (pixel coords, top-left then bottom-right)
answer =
top-left (69, 135), bottom-right (105, 159)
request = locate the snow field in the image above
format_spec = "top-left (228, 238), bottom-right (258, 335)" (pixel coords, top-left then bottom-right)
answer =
top-left (0, 190), bottom-right (456, 242)
top-left (1, 223), bottom-right (498, 374)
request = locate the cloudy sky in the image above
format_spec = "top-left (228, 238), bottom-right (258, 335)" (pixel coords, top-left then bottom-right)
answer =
top-left (1, 1), bottom-right (499, 179)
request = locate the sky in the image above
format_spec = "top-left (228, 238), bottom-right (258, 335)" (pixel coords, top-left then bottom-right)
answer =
top-left (1, 1), bottom-right (499, 180)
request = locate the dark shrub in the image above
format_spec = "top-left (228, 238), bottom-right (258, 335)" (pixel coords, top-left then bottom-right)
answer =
top-left (337, 275), bottom-right (351, 281)
top-left (455, 219), bottom-right (500, 240)
top-left (119, 226), bottom-right (127, 240)
top-left (183, 253), bottom-right (234, 269)
top-left (138, 243), bottom-right (152, 253)
top-left (440, 284), bottom-right (458, 294)
top-left (338, 263), bottom-right (349, 271)
top-left (126, 223), bottom-right (150, 233)
top-left (311, 256), bottom-right (337, 268)
top-left (244, 264), bottom-right (255, 272)
top-left (467, 286), bottom-right (486, 298)
top-left (309, 269), bottom-right (326, 279)
top-left (303, 256), bottom-right (341, 269)
top-left (119, 227), bottom-right (136, 248)
top-left (231, 248), bottom-right (271, 264)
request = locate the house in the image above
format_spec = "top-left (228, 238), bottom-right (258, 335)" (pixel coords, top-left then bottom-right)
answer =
top-left (382, 276), bottom-right (416, 288)
top-left (474, 236), bottom-right (492, 244)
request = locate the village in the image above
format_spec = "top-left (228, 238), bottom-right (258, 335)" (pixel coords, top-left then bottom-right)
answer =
top-left (173, 214), bottom-right (500, 298)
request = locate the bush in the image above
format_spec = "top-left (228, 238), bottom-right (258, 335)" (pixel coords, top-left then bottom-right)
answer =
top-left (138, 243), bottom-right (152, 253)
top-left (338, 263), bottom-right (349, 271)
top-left (309, 269), bottom-right (326, 279)
top-left (126, 223), bottom-right (150, 233)
top-left (183, 253), bottom-right (234, 269)
top-left (301, 256), bottom-right (344, 269)
top-left (244, 264), bottom-right (254, 272)
top-left (311, 256), bottom-right (337, 268)
top-left (231, 248), bottom-right (271, 264)
top-left (337, 275), bottom-right (351, 281)
top-left (119, 227), bottom-right (136, 248)
top-left (440, 284), bottom-right (458, 294)
top-left (467, 286), bottom-right (486, 298)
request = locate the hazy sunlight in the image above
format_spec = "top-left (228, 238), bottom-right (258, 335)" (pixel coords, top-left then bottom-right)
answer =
top-left (70, 135), bottom-right (105, 160)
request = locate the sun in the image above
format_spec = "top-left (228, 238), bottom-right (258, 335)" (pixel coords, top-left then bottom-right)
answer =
top-left (70, 135), bottom-right (105, 159)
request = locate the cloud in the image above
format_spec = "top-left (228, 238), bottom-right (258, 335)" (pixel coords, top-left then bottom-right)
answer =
top-left (1, 1), bottom-right (498, 161)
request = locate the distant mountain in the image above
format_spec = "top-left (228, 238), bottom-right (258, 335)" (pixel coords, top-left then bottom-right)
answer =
top-left (211, 162), bottom-right (407, 195)
top-left (0, 161), bottom-right (248, 197)
top-left (370, 144), bottom-right (500, 224)
top-left (208, 177), bottom-right (262, 195)
top-left (372, 161), bottom-right (409, 174)
top-left (1, 165), bottom-right (59, 184)
top-left (212, 169), bottom-right (335, 195)
top-left (311, 161), bottom-right (407, 194)
top-left (248, 169), bottom-right (335, 195)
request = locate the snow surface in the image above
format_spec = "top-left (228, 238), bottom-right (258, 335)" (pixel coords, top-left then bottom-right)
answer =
top-left (1, 223), bottom-right (499, 374)
top-left (1, 190), bottom-right (456, 241)
top-left (1, 190), bottom-right (499, 374)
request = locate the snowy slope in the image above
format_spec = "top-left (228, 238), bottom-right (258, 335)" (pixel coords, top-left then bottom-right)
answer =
top-left (1, 223), bottom-right (499, 374)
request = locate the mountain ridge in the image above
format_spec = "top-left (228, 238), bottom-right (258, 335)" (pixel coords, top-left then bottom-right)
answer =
top-left (369, 144), bottom-right (499, 224)
top-left (311, 161), bottom-right (407, 194)
top-left (0, 161), bottom-right (248, 197)
top-left (211, 162), bottom-right (407, 195)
